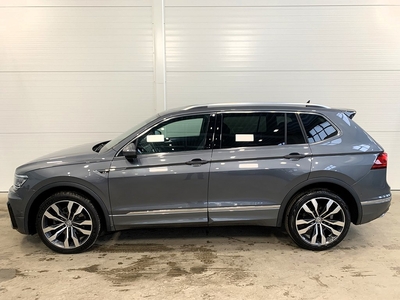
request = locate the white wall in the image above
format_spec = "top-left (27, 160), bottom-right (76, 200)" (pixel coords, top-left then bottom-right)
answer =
top-left (0, 0), bottom-right (399, 190)
top-left (0, 0), bottom-right (155, 191)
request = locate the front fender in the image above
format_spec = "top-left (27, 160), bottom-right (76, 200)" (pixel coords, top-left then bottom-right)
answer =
top-left (24, 177), bottom-right (113, 233)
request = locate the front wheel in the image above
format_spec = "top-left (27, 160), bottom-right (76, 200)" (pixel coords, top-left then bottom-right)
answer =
top-left (36, 192), bottom-right (101, 254)
top-left (285, 189), bottom-right (351, 251)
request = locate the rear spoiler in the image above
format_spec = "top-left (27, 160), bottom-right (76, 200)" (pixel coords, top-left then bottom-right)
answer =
top-left (344, 110), bottom-right (356, 119)
top-left (305, 101), bottom-right (356, 119)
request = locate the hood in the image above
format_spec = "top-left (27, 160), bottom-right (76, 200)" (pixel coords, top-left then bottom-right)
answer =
top-left (16, 142), bottom-right (108, 174)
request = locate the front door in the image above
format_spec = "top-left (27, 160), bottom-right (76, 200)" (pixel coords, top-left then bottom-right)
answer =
top-left (109, 114), bottom-right (213, 229)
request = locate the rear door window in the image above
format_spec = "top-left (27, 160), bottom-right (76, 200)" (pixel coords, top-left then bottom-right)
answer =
top-left (221, 113), bottom-right (285, 148)
top-left (220, 112), bottom-right (308, 148)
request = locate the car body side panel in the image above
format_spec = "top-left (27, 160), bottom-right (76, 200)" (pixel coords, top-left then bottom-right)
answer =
top-left (275, 176), bottom-right (363, 227)
top-left (353, 168), bottom-right (391, 224)
top-left (352, 168), bottom-right (391, 201)
top-left (109, 150), bottom-right (212, 229)
top-left (208, 144), bottom-right (312, 226)
top-left (302, 111), bottom-right (390, 225)
top-left (309, 154), bottom-right (377, 183)
top-left (306, 110), bottom-right (383, 156)
top-left (301, 154), bottom-right (390, 226)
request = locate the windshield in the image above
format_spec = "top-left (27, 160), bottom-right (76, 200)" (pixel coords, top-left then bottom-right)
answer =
top-left (99, 114), bottom-right (159, 153)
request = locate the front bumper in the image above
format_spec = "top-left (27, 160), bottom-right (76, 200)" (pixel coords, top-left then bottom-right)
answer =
top-left (7, 187), bottom-right (29, 234)
top-left (360, 194), bottom-right (391, 224)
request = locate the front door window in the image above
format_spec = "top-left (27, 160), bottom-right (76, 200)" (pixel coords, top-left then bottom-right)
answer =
top-left (137, 115), bottom-right (210, 154)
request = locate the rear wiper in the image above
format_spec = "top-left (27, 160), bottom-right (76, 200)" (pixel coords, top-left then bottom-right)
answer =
top-left (344, 110), bottom-right (356, 119)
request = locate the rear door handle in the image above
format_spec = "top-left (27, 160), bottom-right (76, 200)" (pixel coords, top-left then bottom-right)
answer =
top-left (284, 153), bottom-right (306, 160)
top-left (185, 158), bottom-right (209, 166)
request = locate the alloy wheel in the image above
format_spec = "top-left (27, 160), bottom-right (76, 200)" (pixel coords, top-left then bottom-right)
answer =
top-left (295, 197), bottom-right (346, 246)
top-left (41, 200), bottom-right (93, 249)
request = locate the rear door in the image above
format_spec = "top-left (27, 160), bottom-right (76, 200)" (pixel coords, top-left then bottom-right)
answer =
top-left (208, 111), bottom-right (312, 226)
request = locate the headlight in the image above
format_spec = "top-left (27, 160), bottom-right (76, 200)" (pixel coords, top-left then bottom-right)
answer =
top-left (14, 174), bottom-right (28, 189)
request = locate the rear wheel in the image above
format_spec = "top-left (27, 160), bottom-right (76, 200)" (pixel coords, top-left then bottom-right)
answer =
top-left (285, 189), bottom-right (351, 251)
top-left (36, 192), bottom-right (100, 254)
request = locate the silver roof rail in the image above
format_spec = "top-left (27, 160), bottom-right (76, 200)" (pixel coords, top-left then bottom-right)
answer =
top-left (181, 102), bottom-right (331, 110)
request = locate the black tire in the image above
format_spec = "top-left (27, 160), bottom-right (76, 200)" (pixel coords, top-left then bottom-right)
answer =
top-left (36, 192), bottom-right (101, 254)
top-left (285, 189), bottom-right (351, 251)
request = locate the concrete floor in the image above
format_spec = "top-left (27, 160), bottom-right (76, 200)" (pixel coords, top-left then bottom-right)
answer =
top-left (0, 192), bottom-right (399, 300)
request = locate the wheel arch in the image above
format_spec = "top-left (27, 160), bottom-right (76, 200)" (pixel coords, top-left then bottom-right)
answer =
top-left (277, 179), bottom-right (362, 227)
top-left (26, 183), bottom-right (113, 235)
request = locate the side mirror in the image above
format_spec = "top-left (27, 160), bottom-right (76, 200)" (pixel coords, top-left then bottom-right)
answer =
top-left (122, 143), bottom-right (137, 159)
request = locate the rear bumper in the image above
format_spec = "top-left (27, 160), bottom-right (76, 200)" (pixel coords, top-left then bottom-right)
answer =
top-left (359, 194), bottom-right (391, 224)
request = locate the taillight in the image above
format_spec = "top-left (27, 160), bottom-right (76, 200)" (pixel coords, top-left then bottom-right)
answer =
top-left (371, 152), bottom-right (388, 169)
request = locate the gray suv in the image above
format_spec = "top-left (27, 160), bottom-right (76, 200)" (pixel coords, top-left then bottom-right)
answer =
top-left (7, 103), bottom-right (391, 253)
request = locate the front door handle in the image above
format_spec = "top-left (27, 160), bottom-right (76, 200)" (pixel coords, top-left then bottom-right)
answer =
top-left (284, 153), bottom-right (306, 160)
top-left (185, 158), bottom-right (209, 166)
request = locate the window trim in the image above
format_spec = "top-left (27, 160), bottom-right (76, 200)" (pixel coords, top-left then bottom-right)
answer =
top-left (286, 112), bottom-right (307, 145)
top-left (295, 113), bottom-right (308, 143)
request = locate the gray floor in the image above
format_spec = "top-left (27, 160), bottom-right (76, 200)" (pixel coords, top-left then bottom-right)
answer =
top-left (0, 192), bottom-right (399, 299)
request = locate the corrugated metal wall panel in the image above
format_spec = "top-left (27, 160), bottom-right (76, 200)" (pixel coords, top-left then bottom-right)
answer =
top-left (0, 0), bottom-right (152, 7)
top-left (166, 0), bottom-right (400, 6)
top-left (165, 2), bottom-right (400, 188)
top-left (0, 3), bottom-right (154, 190)
top-left (165, 6), bottom-right (400, 71)
top-left (0, 72), bottom-right (154, 133)
top-left (0, 7), bottom-right (153, 71)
